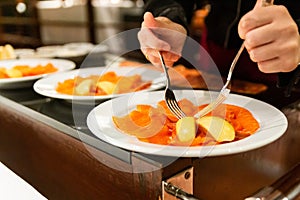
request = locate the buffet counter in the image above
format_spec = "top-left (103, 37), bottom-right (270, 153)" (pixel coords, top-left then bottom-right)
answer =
top-left (0, 65), bottom-right (300, 199)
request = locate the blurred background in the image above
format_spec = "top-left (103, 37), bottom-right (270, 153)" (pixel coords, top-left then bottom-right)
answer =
top-left (0, 0), bottom-right (208, 48)
top-left (0, 0), bottom-right (143, 48)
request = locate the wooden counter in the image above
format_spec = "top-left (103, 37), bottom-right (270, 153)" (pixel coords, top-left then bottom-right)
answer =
top-left (0, 91), bottom-right (299, 200)
top-left (0, 95), bottom-right (192, 199)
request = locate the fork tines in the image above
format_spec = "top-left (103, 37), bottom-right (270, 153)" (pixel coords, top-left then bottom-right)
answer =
top-left (165, 89), bottom-right (186, 119)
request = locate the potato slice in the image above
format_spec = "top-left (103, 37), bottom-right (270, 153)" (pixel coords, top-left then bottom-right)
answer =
top-left (75, 79), bottom-right (92, 95)
top-left (97, 81), bottom-right (116, 95)
top-left (4, 44), bottom-right (15, 59)
top-left (6, 69), bottom-right (22, 78)
top-left (196, 116), bottom-right (235, 142)
top-left (0, 46), bottom-right (4, 60)
top-left (176, 117), bottom-right (196, 143)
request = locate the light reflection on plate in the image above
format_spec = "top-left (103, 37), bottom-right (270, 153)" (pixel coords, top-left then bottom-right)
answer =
top-left (0, 58), bottom-right (76, 89)
top-left (33, 66), bottom-right (166, 104)
top-left (86, 90), bottom-right (288, 157)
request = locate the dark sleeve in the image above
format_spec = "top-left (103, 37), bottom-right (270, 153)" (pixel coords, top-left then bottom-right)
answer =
top-left (296, 19), bottom-right (300, 33)
top-left (277, 65), bottom-right (300, 97)
top-left (277, 18), bottom-right (300, 97)
top-left (143, 0), bottom-right (199, 33)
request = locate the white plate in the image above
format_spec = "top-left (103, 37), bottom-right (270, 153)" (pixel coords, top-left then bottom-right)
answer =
top-left (0, 58), bottom-right (76, 89)
top-left (33, 66), bottom-right (165, 103)
top-left (87, 90), bottom-right (288, 157)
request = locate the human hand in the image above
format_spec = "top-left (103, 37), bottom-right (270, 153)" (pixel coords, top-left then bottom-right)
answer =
top-left (137, 12), bottom-right (187, 67)
top-left (238, 1), bottom-right (300, 73)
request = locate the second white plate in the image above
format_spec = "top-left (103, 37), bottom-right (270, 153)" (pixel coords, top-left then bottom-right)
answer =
top-left (33, 66), bottom-right (165, 103)
top-left (0, 58), bottom-right (76, 89)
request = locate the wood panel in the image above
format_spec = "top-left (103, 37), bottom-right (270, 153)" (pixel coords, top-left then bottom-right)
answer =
top-left (0, 98), bottom-right (163, 199)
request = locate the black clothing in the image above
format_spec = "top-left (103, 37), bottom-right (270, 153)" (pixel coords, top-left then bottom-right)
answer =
top-left (144, 0), bottom-right (300, 48)
top-left (143, 0), bottom-right (300, 97)
top-left (145, 0), bottom-right (300, 48)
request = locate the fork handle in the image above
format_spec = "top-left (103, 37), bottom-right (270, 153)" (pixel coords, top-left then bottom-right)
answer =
top-left (157, 51), bottom-right (171, 88)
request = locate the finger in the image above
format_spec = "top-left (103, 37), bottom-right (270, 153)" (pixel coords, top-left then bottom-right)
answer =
top-left (243, 24), bottom-right (274, 50)
top-left (238, 8), bottom-right (273, 39)
top-left (249, 37), bottom-right (299, 72)
top-left (254, 0), bottom-right (263, 9)
top-left (143, 12), bottom-right (174, 35)
top-left (161, 51), bottom-right (181, 62)
top-left (164, 61), bottom-right (175, 67)
top-left (254, 0), bottom-right (274, 9)
top-left (143, 49), bottom-right (175, 67)
top-left (258, 58), bottom-right (300, 73)
top-left (257, 50), bottom-right (299, 73)
top-left (141, 48), bottom-right (160, 63)
top-left (257, 58), bottom-right (279, 73)
top-left (248, 43), bottom-right (277, 63)
top-left (147, 54), bottom-right (162, 67)
top-left (138, 28), bottom-right (171, 51)
top-left (143, 12), bottom-right (156, 28)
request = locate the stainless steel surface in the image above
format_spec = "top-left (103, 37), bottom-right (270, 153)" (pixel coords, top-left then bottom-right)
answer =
top-left (158, 51), bottom-right (186, 119)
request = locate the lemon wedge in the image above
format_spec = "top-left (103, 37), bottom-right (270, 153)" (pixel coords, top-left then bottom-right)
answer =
top-left (176, 117), bottom-right (196, 143)
top-left (196, 116), bottom-right (235, 142)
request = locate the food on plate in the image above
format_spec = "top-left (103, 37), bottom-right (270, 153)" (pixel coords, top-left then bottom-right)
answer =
top-left (230, 79), bottom-right (268, 95)
top-left (112, 99), bottom-right (260, 146)
top-left (117, 62), bottom-right (267, 94)
top-left (55, 71), bottom-right (152, 96)
top-left (75, 79), bottom-right (93, 95)
top-left (0, 63), bottom-right (57, 78)
top-left (196, 116), bottom-right (235, 142)
top-left (96, 81), bottom-right (116, 94)
top-left (171, 65), bottom-right (209, 89)
top-left (0, 44), bottom-right (16, 60)
top-left (176, 117), bottom-right (197, 143)
top-left (118, 60), bottom-right (148, 67)
top-left (172, 65), bottom-right (267, 94)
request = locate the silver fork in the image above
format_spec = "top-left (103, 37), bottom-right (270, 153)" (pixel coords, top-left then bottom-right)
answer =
top-left (158, 51), bottom-right (186, 119)
top-left (194, 0), bottom-right (274, 119)
top-left (194, 43), bottom-right (245, 118)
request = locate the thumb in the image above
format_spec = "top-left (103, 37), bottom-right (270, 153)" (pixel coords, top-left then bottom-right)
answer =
top-left (143, 12), bottom-right (157, 28)
top-left (254, 0), bottom-right (273, 8)
top-left (254, 0), bottom-right (263, 9)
